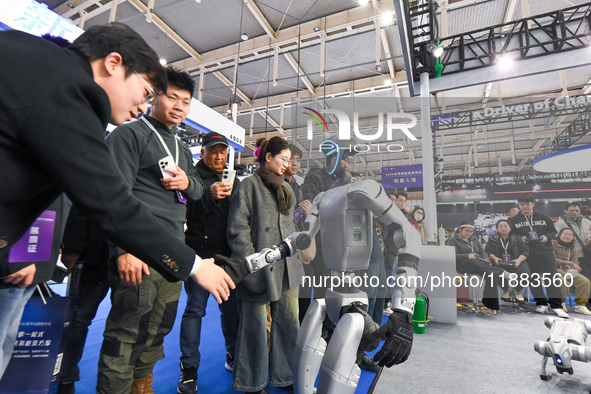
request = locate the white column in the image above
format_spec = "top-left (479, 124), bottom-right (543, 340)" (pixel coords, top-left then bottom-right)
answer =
top-left (420, 72), bottom-right (438, 243)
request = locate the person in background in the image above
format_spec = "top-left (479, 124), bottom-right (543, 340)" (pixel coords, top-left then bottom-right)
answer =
top-left (510, 194), bottom-right (566, 318)
top-left (0, 23), bottom-right (232, 382)
top-left (394, 192), bottom-right (412, 222)
top-left (485, 219), bottom-right (530, 303)
top-left (357, 214), bottom-right (388, 371)
top-left (288, 144), bottom-right (315, 323)
top-left (177, 132), bottom-right (241, 394)
top-left (227, 137), bottom-right (303, 394)
top-left (388, 193), bottom-right (397, 204)
top-left (97, 67), bottom-right (204, 394)
top-left (507, 206), bottom-right (520, 219)
top-left (552, 228), bottom-right (591, 315)
top-left (555, 201), bottom-right (591, 279)
top-left (57, 206), bottom-right (110, 394)
top-left (410, 207), bottom-right (426, 244)
top-left (448, 222), bottom-right (505, 312)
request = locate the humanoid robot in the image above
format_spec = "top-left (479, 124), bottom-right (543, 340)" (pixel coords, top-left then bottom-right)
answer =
top-left (242, 139), bottom-right (422, 393)
top-left (534, 317), bottom-right (591, 381)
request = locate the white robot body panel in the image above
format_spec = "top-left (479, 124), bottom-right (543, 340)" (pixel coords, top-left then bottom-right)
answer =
top-left (294, 299), bottom-right (328, 394)
top-left (317, 313), bottom-right (364, 394)
top-left (318, 187), bottom-right (373, 271)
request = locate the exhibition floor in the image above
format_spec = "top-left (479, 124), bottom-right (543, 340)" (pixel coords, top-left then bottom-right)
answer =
top-left (53, 283), bottom-right (591, 393)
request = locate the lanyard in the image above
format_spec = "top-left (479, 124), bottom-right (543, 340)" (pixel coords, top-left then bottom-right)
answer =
top-left (525, 215), bottom-right (534, 231)
top-left (500, 237), bottom-right (509, 254)
top-left (140, 116), bottom-right (179, 165)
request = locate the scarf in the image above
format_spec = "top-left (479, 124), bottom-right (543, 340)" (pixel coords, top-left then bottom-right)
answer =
top-left (256, 167), bottom-right (292, 216)
top-left (556, 237), bottom-right (574, 249)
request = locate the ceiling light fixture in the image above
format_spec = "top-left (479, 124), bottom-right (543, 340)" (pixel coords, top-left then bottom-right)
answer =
top-left (67, 2), bottom-right (74, 8)
top-left (384, 78), bottom-right (392, 86)
top-left (381, 11), bottom-right (394, 26)
top-left (159, 57), bottom-right (167, 66)
top-left (358, 0), bottom-right (370, 5)
top-left (428, 42), bottom-right (444, 58)
top-left (496, 54), bottom-right (514, 69)
top-left (241, 33), bottom-right (249, 41)
top-left (313, 27), bottom-right (320, 32)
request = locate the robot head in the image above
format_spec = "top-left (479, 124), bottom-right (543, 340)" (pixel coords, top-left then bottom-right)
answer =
top-left (320, 138), bottom-right (357, 176)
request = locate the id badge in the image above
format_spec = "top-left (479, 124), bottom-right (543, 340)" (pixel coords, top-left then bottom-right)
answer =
top-left (529, 231), bottom-right (539, 240)
top-left (176, 190), bottom-right (187, 204)
top-left (502, 253), bottom-right (512, 264)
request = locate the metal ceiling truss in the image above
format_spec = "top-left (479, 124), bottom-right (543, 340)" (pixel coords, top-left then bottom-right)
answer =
top-left (431, 96), bottom-right (591, 132)
top-left (427, 2), bottom-right (591, 79)
top-left (535, 108), bottom-right (591, 159)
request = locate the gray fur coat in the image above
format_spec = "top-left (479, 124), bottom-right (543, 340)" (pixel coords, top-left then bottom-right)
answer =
top-left (227, 173), bottom-right (304, 302)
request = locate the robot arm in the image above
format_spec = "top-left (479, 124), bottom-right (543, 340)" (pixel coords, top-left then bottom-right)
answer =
top-left (244, 192), bottom-right (323, 273)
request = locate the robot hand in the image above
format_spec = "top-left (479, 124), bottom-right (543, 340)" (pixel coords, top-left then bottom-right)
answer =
top-left (371, 310), bottom-right (413, 367)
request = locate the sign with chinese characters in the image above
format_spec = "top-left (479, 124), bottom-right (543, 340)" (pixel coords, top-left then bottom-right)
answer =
top-left (382, 164), bottom-right (423, 188)
top-left (9, 210), bottom-right (56, 263)
top-left (0, 296), bottom-right (73, 392)
top-left (0, 0), bottom-right (83, 42)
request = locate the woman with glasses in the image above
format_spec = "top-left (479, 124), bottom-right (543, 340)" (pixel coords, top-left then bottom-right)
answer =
top-left (227, 137), bottom-right (303, 394)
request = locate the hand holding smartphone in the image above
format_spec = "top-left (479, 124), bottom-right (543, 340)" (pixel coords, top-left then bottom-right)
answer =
top-left (222, 169), bottom-right (236, 195)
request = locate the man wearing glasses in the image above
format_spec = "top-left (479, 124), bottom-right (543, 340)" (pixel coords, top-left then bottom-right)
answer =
top-left (0, 24), bottom-right (233, 383)
top-left (96, 67), bottom-right (201, 394)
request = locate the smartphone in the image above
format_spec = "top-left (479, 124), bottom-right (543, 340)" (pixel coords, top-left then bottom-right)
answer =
top-left (158, 155), bottom-right (175, 179)
top-left (222, 169), bottom-right (236, 194)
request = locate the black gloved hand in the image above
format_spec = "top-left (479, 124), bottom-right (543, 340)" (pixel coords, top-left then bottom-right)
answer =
top-left (371, 310), bottom-right (413, 367)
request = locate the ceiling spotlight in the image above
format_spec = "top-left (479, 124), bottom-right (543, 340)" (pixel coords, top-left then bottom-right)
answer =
top-left (313, 27), bottom-right (320, 32)
top-left (496, 54), bottom-right (514, 69)
top-left (346, 88), bottom-right (351, 91)
top-left (428, 42), bottom-right (444, 58)
top-left (67, 2), bottom-right (74, 8)
top-left (159, 57), bottom-right (167, 66)
top-left (241, 33), bottom-right (249, 41)
top-left (384, 78), bottom-right (392, 86)
top-left (381, 11), bottom-right (394, 26)
top-left (358, 0), bottom-right (370, 5)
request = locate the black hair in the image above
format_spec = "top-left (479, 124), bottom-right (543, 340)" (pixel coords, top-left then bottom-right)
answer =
top-left (289, 144), bottom-right (303, 158)
top-left (564, 201), bottom-right (581, 210)
top-left (496, 219), bottom-right (512, 229)
top-left (395, 192), bottom-right (408, 199)
top-left (507, 206), bottom-right (518, 214)
top-left (165, 67), bottom-right (195, 97)
top-left (42, 34), bottom-right (70, 48)
top-left (70, 23), bottom-right (167, 94)
top-left (517, 194), bottom-right (535, 204)
top-left (255, 137), bottom-right (290, 164)
top-left (581, 205), bottom-right (591, 217)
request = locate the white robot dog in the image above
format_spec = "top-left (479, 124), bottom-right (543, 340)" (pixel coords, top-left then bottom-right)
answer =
top-left (244, 178), bottom-right (422, 394)
top-left (534, 317), bottom-right (591, 381)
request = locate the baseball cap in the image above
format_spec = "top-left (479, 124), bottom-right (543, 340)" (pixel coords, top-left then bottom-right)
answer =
top-left (202, 132), bottom-right (228, 148)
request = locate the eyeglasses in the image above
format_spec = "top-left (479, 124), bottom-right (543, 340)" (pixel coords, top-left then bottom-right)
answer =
top-left (277, 156), bottom-right (292, 165)
top-left (135, 72), bottom-right (156, 105)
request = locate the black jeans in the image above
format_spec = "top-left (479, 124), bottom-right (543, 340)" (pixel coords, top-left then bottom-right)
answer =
top-left (527, 253), bottom-right (562, 309)
top-left (59, 281), bottom-right (109, 383)
top-left (457, 258), bottom-right (505, 310)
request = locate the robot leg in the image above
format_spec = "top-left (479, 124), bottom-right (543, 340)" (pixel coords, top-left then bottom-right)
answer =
top-left (316, 313), bottom-right (365, 394)
top-left (540, 355), bottom-right (549, 380)
top-left (294, 299), bottom-right (328, 394)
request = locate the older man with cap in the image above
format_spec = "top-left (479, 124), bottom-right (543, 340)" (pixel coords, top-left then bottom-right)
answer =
top-left (177, 132), bottom-right (241, 394)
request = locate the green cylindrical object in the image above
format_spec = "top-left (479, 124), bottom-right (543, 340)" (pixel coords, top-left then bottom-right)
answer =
top-left (412, 296), bottom-right (427, 334)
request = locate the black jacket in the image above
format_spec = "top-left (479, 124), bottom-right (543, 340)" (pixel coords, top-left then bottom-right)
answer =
top-left (0, 30), bottom-right (196, 284)
top-left (447, 234), bottom-right (487, 263)
top-left (485, 233), bottom-right (529, 261)
top-left (61, 205), bottom-right (109, 285)
top-left (185, 160), bottom-right (239, 259)
top-left (510, 211), bottom-right (556, 255)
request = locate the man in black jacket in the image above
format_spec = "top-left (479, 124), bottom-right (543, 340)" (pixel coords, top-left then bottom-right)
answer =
top-left (177, 132), bottom-right (240, 394)
top-left (0, 24), bottom-right (233, 381)
top-left (510, 194), bottom-right (567, 318)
